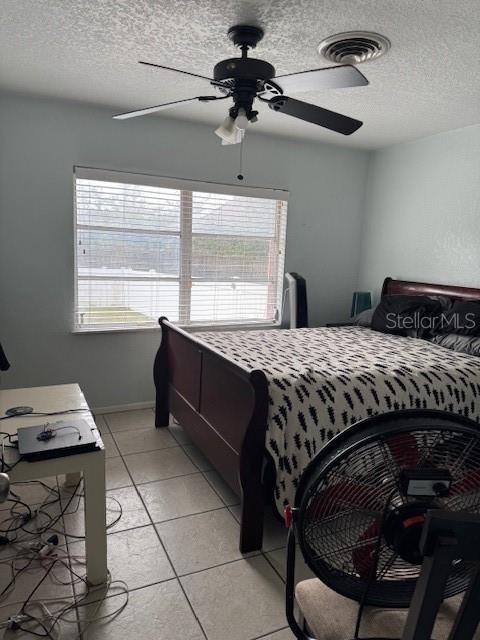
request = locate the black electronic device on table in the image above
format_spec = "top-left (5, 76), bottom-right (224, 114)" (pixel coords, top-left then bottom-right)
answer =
top-left (17, 419), bottom-right (99, 462)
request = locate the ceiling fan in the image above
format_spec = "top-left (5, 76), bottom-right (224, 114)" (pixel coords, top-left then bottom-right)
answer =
top-left (113, 24), bottom-right (368, 143)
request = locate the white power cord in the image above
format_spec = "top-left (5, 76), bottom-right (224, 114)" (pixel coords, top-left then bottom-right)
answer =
top-left (0, 479), bottom-right (129, 639)
top-left (0, 570), bottom-right (129, 639)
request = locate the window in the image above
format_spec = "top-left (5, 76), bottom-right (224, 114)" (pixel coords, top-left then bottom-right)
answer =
top-left (74, 168), bottom-right (288, 331)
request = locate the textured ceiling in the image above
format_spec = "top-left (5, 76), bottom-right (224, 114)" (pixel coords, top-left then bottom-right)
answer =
top-left (1, 0), bottom-right (479, 149)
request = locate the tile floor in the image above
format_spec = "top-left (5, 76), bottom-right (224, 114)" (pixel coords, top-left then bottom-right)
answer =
top-left (0, 409), bottom-right (316, 639)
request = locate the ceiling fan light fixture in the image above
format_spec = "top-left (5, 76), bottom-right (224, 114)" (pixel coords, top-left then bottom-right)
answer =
top-left (220, 128), bottom-right (244, 145)
top-left (215, 109), bottom-right (248, 145)
top-left (221, 134), bottom-right (243, 146)
top-left (234, 107), bottom-right (249, 131)
top-left (214, 115), bottom-right (236, 143)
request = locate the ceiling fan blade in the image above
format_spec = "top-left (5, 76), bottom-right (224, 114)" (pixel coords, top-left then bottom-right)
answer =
top-left (113, 95), bottom-right (218, 120)
top-left (268, 95), bottom-right (362, 135)
top-left (275, 64), bottom-right (368, 94)
top-left (139, 61), bottom-right (225, 87)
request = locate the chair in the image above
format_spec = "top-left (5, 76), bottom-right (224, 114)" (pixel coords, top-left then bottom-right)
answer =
top-left (295, 579), bottom-right (467, 639)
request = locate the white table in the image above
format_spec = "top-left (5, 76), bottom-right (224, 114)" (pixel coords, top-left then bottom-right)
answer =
top-left (0, 383), bottom-right (107, 585)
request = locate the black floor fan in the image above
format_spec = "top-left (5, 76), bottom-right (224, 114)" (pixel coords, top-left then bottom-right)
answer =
top-left (285, 409), bottom-right (480, 640)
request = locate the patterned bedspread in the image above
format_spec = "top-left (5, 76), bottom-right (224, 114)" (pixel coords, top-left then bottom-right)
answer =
top-left (195, 326), bottom-right (480, 513)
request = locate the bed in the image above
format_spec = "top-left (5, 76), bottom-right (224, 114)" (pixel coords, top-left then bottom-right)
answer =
top-left (153, 277), bottom-right (480, 552)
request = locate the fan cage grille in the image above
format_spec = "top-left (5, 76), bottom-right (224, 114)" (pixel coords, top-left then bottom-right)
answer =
top-left (297, 420), bottom-right (480, 607)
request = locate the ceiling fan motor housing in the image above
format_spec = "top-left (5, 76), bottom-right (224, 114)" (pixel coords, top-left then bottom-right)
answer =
top-left (214, 58), bottom-right (276, 118)
top-left (213, 58), bottom-right (275, 83)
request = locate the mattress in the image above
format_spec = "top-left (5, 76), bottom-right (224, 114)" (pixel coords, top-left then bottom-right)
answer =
top-left (195, 326), bottom-right (480, 512)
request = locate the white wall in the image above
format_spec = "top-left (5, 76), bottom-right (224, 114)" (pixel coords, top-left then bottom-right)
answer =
top-left (0, 92), bottom-right (369, 408)
top-left (358, 124), bottom-right (480, 300)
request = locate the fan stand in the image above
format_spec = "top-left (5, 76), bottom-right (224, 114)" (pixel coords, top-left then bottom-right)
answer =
top-left (401, 510), bottom-right (480, 640)
top-left (286, 510), bottom-right (480, 640)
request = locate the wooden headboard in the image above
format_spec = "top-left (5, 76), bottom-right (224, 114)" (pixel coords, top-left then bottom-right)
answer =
top-left (382, 277), bottom-right (480, 301)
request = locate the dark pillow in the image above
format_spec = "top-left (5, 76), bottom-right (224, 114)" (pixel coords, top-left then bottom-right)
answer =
top-left (371, 295), bottom-right (443, 338)
top-left (437, 299), bottom-right (480, 336)
top-left (428, 295), bottom-right (454, 313)
top-left (429, 333), bottom-right (480, 357)
top-left (353, 308), bottom-right (374, 327)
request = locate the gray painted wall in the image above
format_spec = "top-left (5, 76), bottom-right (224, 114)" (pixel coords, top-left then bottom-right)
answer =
top-left (358, 124), bottom-right (480, 300)
top-left (0, 92), bottom-right (369, 408)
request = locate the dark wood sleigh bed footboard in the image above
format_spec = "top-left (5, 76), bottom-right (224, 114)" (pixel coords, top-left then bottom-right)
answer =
top-left (153, 317), bottom-right (270, 553)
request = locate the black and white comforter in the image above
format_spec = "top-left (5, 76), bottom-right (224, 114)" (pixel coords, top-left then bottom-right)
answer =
top-left (195, 327), bottom-right (480, 513)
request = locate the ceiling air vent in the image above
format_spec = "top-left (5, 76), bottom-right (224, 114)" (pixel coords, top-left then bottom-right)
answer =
top-left (318, 31), bottom-right (390, 64)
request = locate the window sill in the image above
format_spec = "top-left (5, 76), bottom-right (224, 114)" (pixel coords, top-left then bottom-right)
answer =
top-left (182, 321), bottom-right (281, 333)
top-left (72, 321), bottom-right (281, 335)
top-left (72, 325), bottom-right (160, 335)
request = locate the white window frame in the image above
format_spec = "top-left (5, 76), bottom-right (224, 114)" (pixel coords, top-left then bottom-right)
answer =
top-left (73, 166), bottom-right (288, 333)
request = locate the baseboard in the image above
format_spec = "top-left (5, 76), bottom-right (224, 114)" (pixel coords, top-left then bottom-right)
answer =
top-left (92, 400), bottom-right (155, 415)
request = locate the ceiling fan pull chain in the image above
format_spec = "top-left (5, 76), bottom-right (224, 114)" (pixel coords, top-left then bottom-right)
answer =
top-left (237, 137), bottom-right (244, 181)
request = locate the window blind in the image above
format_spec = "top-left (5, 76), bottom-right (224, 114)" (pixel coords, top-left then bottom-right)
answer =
top-left (74, 168), bottom-right (288, 331)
